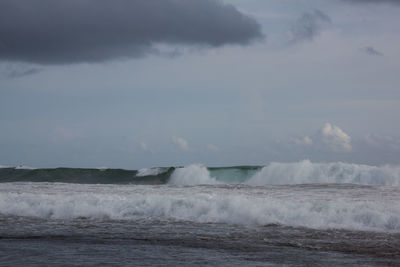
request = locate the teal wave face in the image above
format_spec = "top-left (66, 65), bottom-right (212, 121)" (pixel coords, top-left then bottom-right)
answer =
top-left (0, 167), bottom-right (174, 184)
top-left (0, 166), bottom-right (262, 185)
top-left (209, 166), bottom-right (262, 183)
top-left (1, 161), bottom-right (400, 186)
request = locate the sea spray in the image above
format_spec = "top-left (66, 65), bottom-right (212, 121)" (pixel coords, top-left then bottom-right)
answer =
top-left (0, 183), bottom-right (399, 232)
top-left (169, 164), bottom-right (219, 185)
top-left (246, 160), bottom-right (400, 186)
top-left (1, 160), bottom-right (400, 186)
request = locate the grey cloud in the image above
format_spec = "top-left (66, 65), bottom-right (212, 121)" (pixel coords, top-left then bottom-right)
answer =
top-left (346, 0), bottom-right (400, 4)
top-left (361, 46), bottom-right (383, 56)
top-left (293, 136), bottom-right (313, 146)
top-left (0, 0), bottom-right (263, 64)
top-left (365, 134), bottom-right (400, 151)
top-left (290, 9), bottom-right (331, 43)
top-left (0, 63), bottom-right (42, 78)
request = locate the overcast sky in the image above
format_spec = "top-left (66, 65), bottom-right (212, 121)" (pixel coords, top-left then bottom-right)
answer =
top-left (1, 0), bottom-right (400, 168)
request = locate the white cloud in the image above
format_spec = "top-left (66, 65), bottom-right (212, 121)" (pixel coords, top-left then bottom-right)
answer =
top-left (172, 136), bottom-right (190, 152)
top-left (319, 123), bottom-right (352, 152)
top-left (293, 136), bottom-right (313, 146)
top-left (293, 123), bottom-right (352, 153)
top-left (207, 144), bottom-right (220, 152)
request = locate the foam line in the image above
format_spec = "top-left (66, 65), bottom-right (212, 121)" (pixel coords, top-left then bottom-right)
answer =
top-left (0, 183), bottom-right (399, 232)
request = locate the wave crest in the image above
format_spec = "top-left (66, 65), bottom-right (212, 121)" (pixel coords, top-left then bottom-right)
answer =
top-left (1, 183), bottom-right (399, 232)
top-left (169, 164), bottom-right (219, 185)
top-left (1, 160), bottom-right (400, 186)
top-left (137, 167), bottom-right (169, 177)
top-left (246, 160), bottom-right (400, 186)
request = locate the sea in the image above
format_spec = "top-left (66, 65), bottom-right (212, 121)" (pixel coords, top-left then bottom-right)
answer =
top-left (0, 160), bottom-right (399, 266)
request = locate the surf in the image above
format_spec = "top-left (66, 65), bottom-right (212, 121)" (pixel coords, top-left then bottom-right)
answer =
top-left (1, 182), bottom-right (399, 233)
top-left (1, 160), bottom-right (400, 186)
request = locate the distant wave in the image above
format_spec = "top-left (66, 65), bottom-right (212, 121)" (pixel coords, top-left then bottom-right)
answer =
top-left (170, 161), bottom-right (400, 186)
top-left (137, 167), bottom-right (170, 177)
top-left (0, 167), bottom-right (174, 184)
top-left (169, 164), bottom-right (220, 185)
top-left (246, 160), bottom-right (400, 186)
top-left (1, 160), bottom-right (400, 186)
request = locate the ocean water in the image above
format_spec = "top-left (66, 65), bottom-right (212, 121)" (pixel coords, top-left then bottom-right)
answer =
top-left (1, 160), bottom-right (400, 266)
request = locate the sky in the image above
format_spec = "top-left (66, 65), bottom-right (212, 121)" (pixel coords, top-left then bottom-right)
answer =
top-left (1, 0), bottom-right (400, 169)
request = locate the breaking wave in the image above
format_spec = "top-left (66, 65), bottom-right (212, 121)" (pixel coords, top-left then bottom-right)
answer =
top-left (169, 164), bottom-right (219, 185)
top-left (1, 160), bottom-right (400, 186)
top-left (0, 183), bottom-right (399, 232)
top-left (0, 167), bottom-right (174, 184)
top-left (170, 160), bottom-right (400, 186)
top-left (246, 160), bottom-right (400, 186)
top-left (137, 167), bottom-right (170, 177)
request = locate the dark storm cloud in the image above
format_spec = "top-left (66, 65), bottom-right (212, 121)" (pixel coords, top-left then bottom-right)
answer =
top-left (290, 9), bottom-right (331, 43)
top-left (5, 67), bottom-right (42, 78)
top-left (0, 64), bottom-right (42, 79)
top-left (0, 0), bottom-right (263, 64)
top-left (361, 46), bottom-right (383, 56)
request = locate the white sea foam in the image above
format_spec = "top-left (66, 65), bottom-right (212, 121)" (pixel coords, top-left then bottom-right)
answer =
top-left (137, 167), bottom-right (167, 177)
top-left (0, 165), bottom-right (36, 169)
top-left (0, 182), bottom-right (399, 233)
top-left (169, 164), bottom-right (219, 185)
top-left (15, 165), bottom-right (37, 170)
top-left (0, 165), bottom-right (11, 169)
top-left (246, 160), bottom-right (400, 186)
